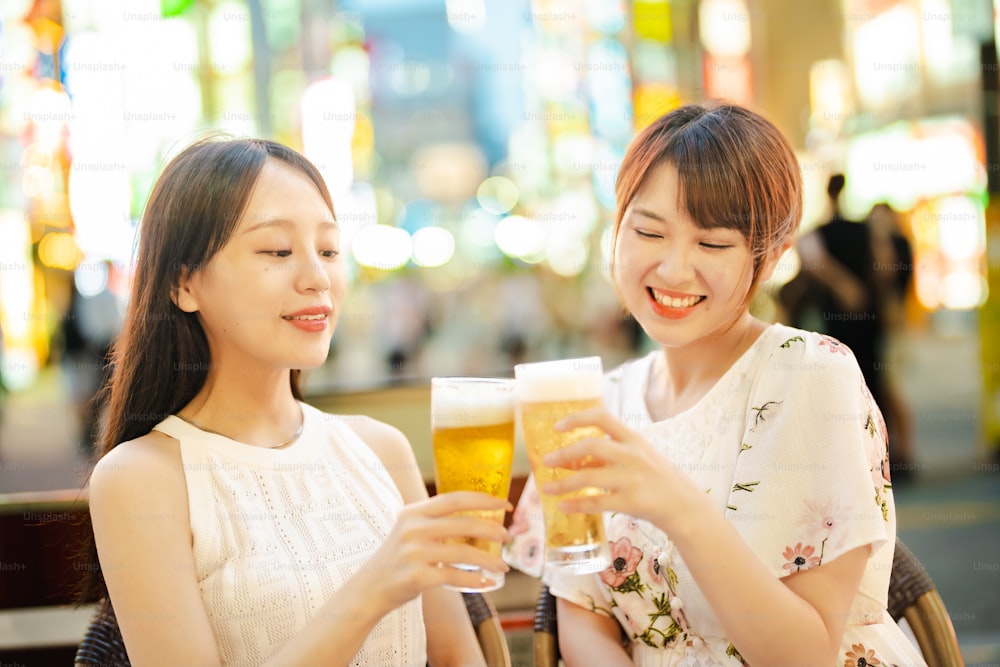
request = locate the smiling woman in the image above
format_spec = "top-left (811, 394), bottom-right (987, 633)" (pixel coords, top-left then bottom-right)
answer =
top-left (504, 103), bottom-right (927, 667)
top-left (77, 136), bottom-right (510, 666)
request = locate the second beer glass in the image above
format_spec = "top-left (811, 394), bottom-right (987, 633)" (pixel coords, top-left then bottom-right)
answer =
top-left (430, 377), bottom-right (515, 592)
top-left (514, 357), bottom-right (610, 573)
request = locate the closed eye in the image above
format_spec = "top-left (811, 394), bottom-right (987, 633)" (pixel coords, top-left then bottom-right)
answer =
top-left (700, 243), bottom-right (732, 250)
top-left (635, 229), bottom-right (662, 240)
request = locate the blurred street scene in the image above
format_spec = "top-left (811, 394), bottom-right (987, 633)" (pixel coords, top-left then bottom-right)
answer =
top-left (1, 0), bottom-right (1000, 664)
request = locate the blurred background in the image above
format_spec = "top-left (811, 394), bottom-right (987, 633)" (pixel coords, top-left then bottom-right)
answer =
top-left (0, 0), bottom-right (999, 663)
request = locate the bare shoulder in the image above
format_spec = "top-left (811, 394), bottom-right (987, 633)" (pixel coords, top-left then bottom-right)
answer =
top-left (340, 415), bottom-right (426, 502)
top-left (89, 430), bottom-right (186, 509)
top-left (341, 415), bottom-right (412, 465)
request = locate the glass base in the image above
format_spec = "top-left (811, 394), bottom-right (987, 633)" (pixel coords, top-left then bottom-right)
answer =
top-left (545, 543), bottom-right (610, 574)
top-left (442, 564), bottom-right (505, 593)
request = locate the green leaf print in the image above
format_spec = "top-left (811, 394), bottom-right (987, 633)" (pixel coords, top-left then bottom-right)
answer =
top-left (780, 335), bottom-right (805, 348)
top-left (732, 481), bottom-right (760, 493)
top-left (666, 566), bottom-right (679, 591)
top-left (750, 401), bottom-right (782, 430)
top-left (726, 642), bottom-right (749, 665)
top-left (612, 571), bottom-right (646, 596)
top-left (638, 594), bottom-right (683, 649)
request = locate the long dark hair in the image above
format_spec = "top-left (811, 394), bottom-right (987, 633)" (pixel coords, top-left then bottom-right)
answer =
top-left (79, 137), bottom-right (335, 602)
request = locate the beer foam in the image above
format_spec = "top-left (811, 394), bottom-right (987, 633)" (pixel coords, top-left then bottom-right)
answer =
top-left (514, 357), bottom-right (603, 402)
top-left (432, 382), bottom-right (515, 428)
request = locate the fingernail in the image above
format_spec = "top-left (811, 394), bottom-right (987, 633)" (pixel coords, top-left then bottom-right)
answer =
top-left (554, 419), bottom-right (568, 431)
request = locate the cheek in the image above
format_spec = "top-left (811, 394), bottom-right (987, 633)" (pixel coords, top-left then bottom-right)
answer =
top-left (719, 260), bottom-right (754, 301)
top-left (612, 236), bottom-right (642, 282)
top-left (329, 263), bottom-right (348, 296)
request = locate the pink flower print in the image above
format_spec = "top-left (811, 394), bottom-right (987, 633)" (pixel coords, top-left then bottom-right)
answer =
top-left (510, 535), bottom-right (542, 575)
top-left (782, 542), bottom-right (821, 573)
top-left (647, 549), bottom-right (666, 586)
top-left (509, 480), bottom-right (540, 538)
top-left (670, 596), bottom-right (690, 633)
top-left (508, 504), bottom-right (531, 538)
top-left (798, 500), bottom-right (845, 550)
top-left (600, 537), bottom-right (642, 588)
top-left (843, 643), bottom-right (882, 666)
top-left (818, 335), bottom-right (849, 356)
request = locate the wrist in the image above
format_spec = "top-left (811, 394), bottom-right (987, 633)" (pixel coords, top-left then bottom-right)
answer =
top-left (338, 559), bottom-right (398, 624)
top-left (653, 478), bottom-right (719, 543)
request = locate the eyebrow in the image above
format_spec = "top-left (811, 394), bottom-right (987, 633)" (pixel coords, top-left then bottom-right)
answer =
top-left (241, 218), bottom-right (339, 235)
top-left (631, 207), bottom-right (669, 223)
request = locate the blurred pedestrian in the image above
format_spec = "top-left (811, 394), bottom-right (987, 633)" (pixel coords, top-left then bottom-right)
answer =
top-left (791, 182), bottom-right (917, 481)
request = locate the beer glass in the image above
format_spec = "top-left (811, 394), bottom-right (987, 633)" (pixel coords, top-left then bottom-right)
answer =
top-left (431, 377), bottom-right (515, 592)
top-left (514, 357), bottom-right (610, 572)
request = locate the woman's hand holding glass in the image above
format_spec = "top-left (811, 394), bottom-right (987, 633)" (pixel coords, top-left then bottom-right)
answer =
top-left (430, 377), bottom-right (516, 592)
top-left (539, 406), bottom-right (703, 532)
top-left (363, 491), bottom-right (511, 612)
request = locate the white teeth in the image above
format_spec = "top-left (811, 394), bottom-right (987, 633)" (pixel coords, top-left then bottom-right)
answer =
top-left (287, 314), bottom-right (325, 320)
top-left (651, 290), bottom-right (701, 308)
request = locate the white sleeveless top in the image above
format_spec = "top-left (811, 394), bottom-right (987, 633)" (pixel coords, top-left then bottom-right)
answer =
top-left (153, 402), bottom-right (426, 667)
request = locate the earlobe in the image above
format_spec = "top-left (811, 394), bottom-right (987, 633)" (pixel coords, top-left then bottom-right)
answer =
top-left (759, 239), bottom-right (795, 283)
top-left (172, 269), bottom-right (199, 313)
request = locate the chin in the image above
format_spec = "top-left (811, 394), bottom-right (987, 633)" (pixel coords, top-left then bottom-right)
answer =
top-left (294, 354), bottom-right (331, 371)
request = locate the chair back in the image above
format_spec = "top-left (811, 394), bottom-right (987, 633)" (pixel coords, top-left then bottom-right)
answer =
top-left (887, 538), bottom-right (963, 667)
top-left (73, 598), bottom-right (127, 667)
top-left (532, 536), bottom-right (963, 666)
top-left (75, 592), bottom-right (510, 667)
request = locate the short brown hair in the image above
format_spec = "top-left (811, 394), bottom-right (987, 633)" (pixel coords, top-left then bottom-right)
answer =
top-left (612, 103), bottom-right (802, 289)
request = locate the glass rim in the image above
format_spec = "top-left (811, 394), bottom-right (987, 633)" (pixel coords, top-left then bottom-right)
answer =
top-left (512, 356), bottom-right (603, 377)
top-left (430, 376), bottom-right (515, 387)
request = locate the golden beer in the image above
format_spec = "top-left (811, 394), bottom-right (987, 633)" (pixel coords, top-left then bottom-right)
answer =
top-left (431, 378), bottom-right (515, 592)
top-left (432, 421), bottom-right (515, 558)
top-left (515, 357), bottom-right (610, 572)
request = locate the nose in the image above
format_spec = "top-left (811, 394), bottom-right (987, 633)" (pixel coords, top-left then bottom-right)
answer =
top-left (296, 252), bottom-right (331, 294)
top-left (654, 242), bottom-right (696, 285)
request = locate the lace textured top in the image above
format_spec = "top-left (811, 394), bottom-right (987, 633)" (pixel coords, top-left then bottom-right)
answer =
top-left (153, 402), bottom-right (425, 666)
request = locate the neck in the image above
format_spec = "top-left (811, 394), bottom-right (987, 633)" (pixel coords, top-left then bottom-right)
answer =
top-left (649, 314), bottom-right (766, 419)
top-left (181, 367), bottom-right (302, 448)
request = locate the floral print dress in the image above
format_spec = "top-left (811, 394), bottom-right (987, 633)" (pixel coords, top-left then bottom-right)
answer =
top-left (505, 324), bottom-right (926, 667)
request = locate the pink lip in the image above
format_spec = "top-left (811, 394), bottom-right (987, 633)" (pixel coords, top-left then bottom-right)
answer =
top-left (282, 306), bottom-right (332, 333)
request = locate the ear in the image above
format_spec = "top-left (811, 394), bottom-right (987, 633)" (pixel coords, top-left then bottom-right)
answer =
top-left (758, 238), bottom-right (795, 284)
top-left (171, 265), bottom-right (200, 313)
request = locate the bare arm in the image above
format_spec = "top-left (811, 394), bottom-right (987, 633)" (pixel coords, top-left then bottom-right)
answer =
top-left (557, 598), bottom-right (632, 667)
top-left (89, 435), bottom-right (225, 666)
top-left (542, 409), bottom-right (869, 666)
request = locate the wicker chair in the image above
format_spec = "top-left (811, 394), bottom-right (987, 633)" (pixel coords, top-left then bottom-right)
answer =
top-left (533, 536), bottom-right (963, 666)
top-left (76, 592), bottom-right (510, 667)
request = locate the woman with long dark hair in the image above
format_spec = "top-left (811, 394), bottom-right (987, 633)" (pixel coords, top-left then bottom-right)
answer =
top-left (82, 136), bottom-right (509, 666)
